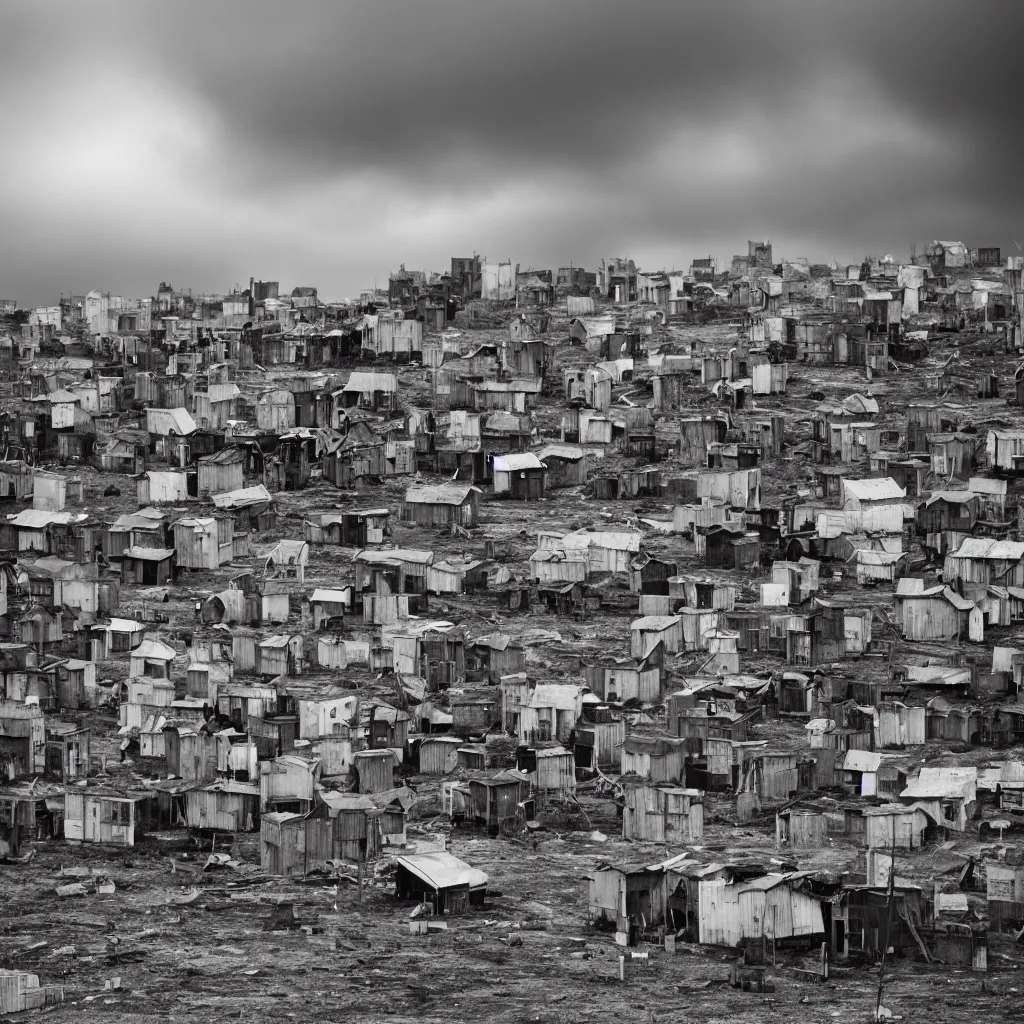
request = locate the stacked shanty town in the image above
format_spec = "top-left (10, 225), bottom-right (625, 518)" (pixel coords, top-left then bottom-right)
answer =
top-left (1, 244), bottom-right (1023, 1014)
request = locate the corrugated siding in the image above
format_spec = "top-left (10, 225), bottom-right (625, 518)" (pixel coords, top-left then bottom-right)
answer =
top-left (620, 749), bottom-right (652, 778)
top-left (699, 879), bottom-right (740, 945)
top-left (535, 753), bottom-right (575, 794)
top-left (363, 595), bottom-right (410, 625)
top-left (184, 789), bottom-right (256, 831)
top-left (623, 786), bottom-right (664, 841)
top-left (701, 881), bottom-right (824, 946)
top-left (589, 869), bottom-right (623, 922)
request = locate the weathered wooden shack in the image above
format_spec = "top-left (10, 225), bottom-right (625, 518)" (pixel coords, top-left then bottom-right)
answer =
top-left (622, 784), bottom-right (704, 842)
top-left (402, 483), bottom-right (480, 527)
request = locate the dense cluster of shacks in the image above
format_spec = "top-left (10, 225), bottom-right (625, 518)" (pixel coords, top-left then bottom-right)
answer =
top-left (1, 241), bottom-right (1023, 999)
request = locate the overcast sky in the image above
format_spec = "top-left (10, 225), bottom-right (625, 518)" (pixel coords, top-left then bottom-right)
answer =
top-left (1, 0), bottom-right (1021, 306)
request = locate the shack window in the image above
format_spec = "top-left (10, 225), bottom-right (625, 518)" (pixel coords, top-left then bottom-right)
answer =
top-left (111, 631), bottom-right (131, 652)
top-left (102, 800), bottom-right (131, 825)
top-left (943, 803), bottom-right (955, 822)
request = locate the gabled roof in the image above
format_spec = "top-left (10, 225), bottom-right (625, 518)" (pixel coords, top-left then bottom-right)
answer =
top-left (131, 639), bottom-right (176, 661)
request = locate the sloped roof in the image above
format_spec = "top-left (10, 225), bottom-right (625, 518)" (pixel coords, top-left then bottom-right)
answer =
top-left (536, 444), bottom-right (585, 462)
top-left (842, 749), bottom-right (882, 773)
top-left (528, 684), bottom-right (583, 710)
top-left (493, 453), bottom-right (545, 472)
top-left (355, 548), bottom-right (434, 565)
top-left (404, 483), bottom-right (480, 505)
top-left (199, 446), bottom-right (246, 465)
top-left (124, 546), bottom-right (175, 561)
top-left (310, 588), bottom-right (351, 604)
top-left (131, 639), bottom-right (176, 661)
top-left (631, 615), bottom-right (682, 631)
top-left (948, 538), bottom-right (1024, 560)
top-left (470, 632), bottom-right (514, 651)
top-left (9, 510), bottom-right (89, 528)
top-left (967, 476), bottom-right (1006, 496)
top-left (394, 851), bottom-right (488, 891)
top-left (344, 371), bottom-right (397, 392)
top-left (842, 477), bottom-right (905, 501)
top-left (562, 528), bottom-right (642, 552)
top-left (211, 484), bottom-right (273, 509)
top-left (900, 766), bottom-right (976, 800)
top-left (146, 407), bottom-right (197, 436)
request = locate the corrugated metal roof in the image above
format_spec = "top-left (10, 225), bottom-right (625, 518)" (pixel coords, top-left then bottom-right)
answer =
top-left (211, 484), bottom-right (273, 508)
top-left (199, 446), bottom-right (246, 465)
top-left (536, 444), bottom-right (586, 461)
top-left (849, 550), bottom-right (904, 565)
top-left (563, 529), bottom-right (642, 552)
top-left (529, 684), bottom-right (583, 710)
top-left (949, 538), bottom-right (1024, 560)
top-left (344, 371), bottom-right (397, 392)
top-left (394, 851), bottom-right (488, 891)
top-left (124, 547), bottom-right (175, 561)
top-left (9, 510), bottom-right (89, 528)
top-left (842, 749), bottom-right (882, 773)
top-left (355, 548), bottom-right (434, 565)
top-left (967, 476), bottom-right (1006, 496)
top-left (404, 483), bottom-right (479, 505)
top-left (97, 618), bottom-right (145, 633)
top-left (842, 477), bottom-right (905, 501)
top-left (900, 766), bottom-right (976, 800)
top-left (493, 453), bottom-right (545, 471)
top-left (310, 588), bottom-right (351, 604)
top-left (132, 639), bottom-right (176, 661)
top-left (631, 615), bottom-right (682, 631)
top-left (259, 634), bottom-right (295, 648)
top-left (146, 407), bottom-right (197, 436)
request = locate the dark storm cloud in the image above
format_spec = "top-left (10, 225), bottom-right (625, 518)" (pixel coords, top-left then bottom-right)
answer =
top-left (1, 0), bottom-right (1022, 305)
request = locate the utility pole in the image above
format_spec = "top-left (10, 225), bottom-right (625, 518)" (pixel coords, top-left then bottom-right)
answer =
top-left (874, 831), bottom-right (898, 1020)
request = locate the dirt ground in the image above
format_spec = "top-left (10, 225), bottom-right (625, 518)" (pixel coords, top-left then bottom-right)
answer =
top-left (3, 809), bottom-right (1022, 1023)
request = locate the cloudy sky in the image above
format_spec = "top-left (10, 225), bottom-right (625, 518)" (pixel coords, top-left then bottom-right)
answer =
top-left (1, 0), bottom-right (1021, 306)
